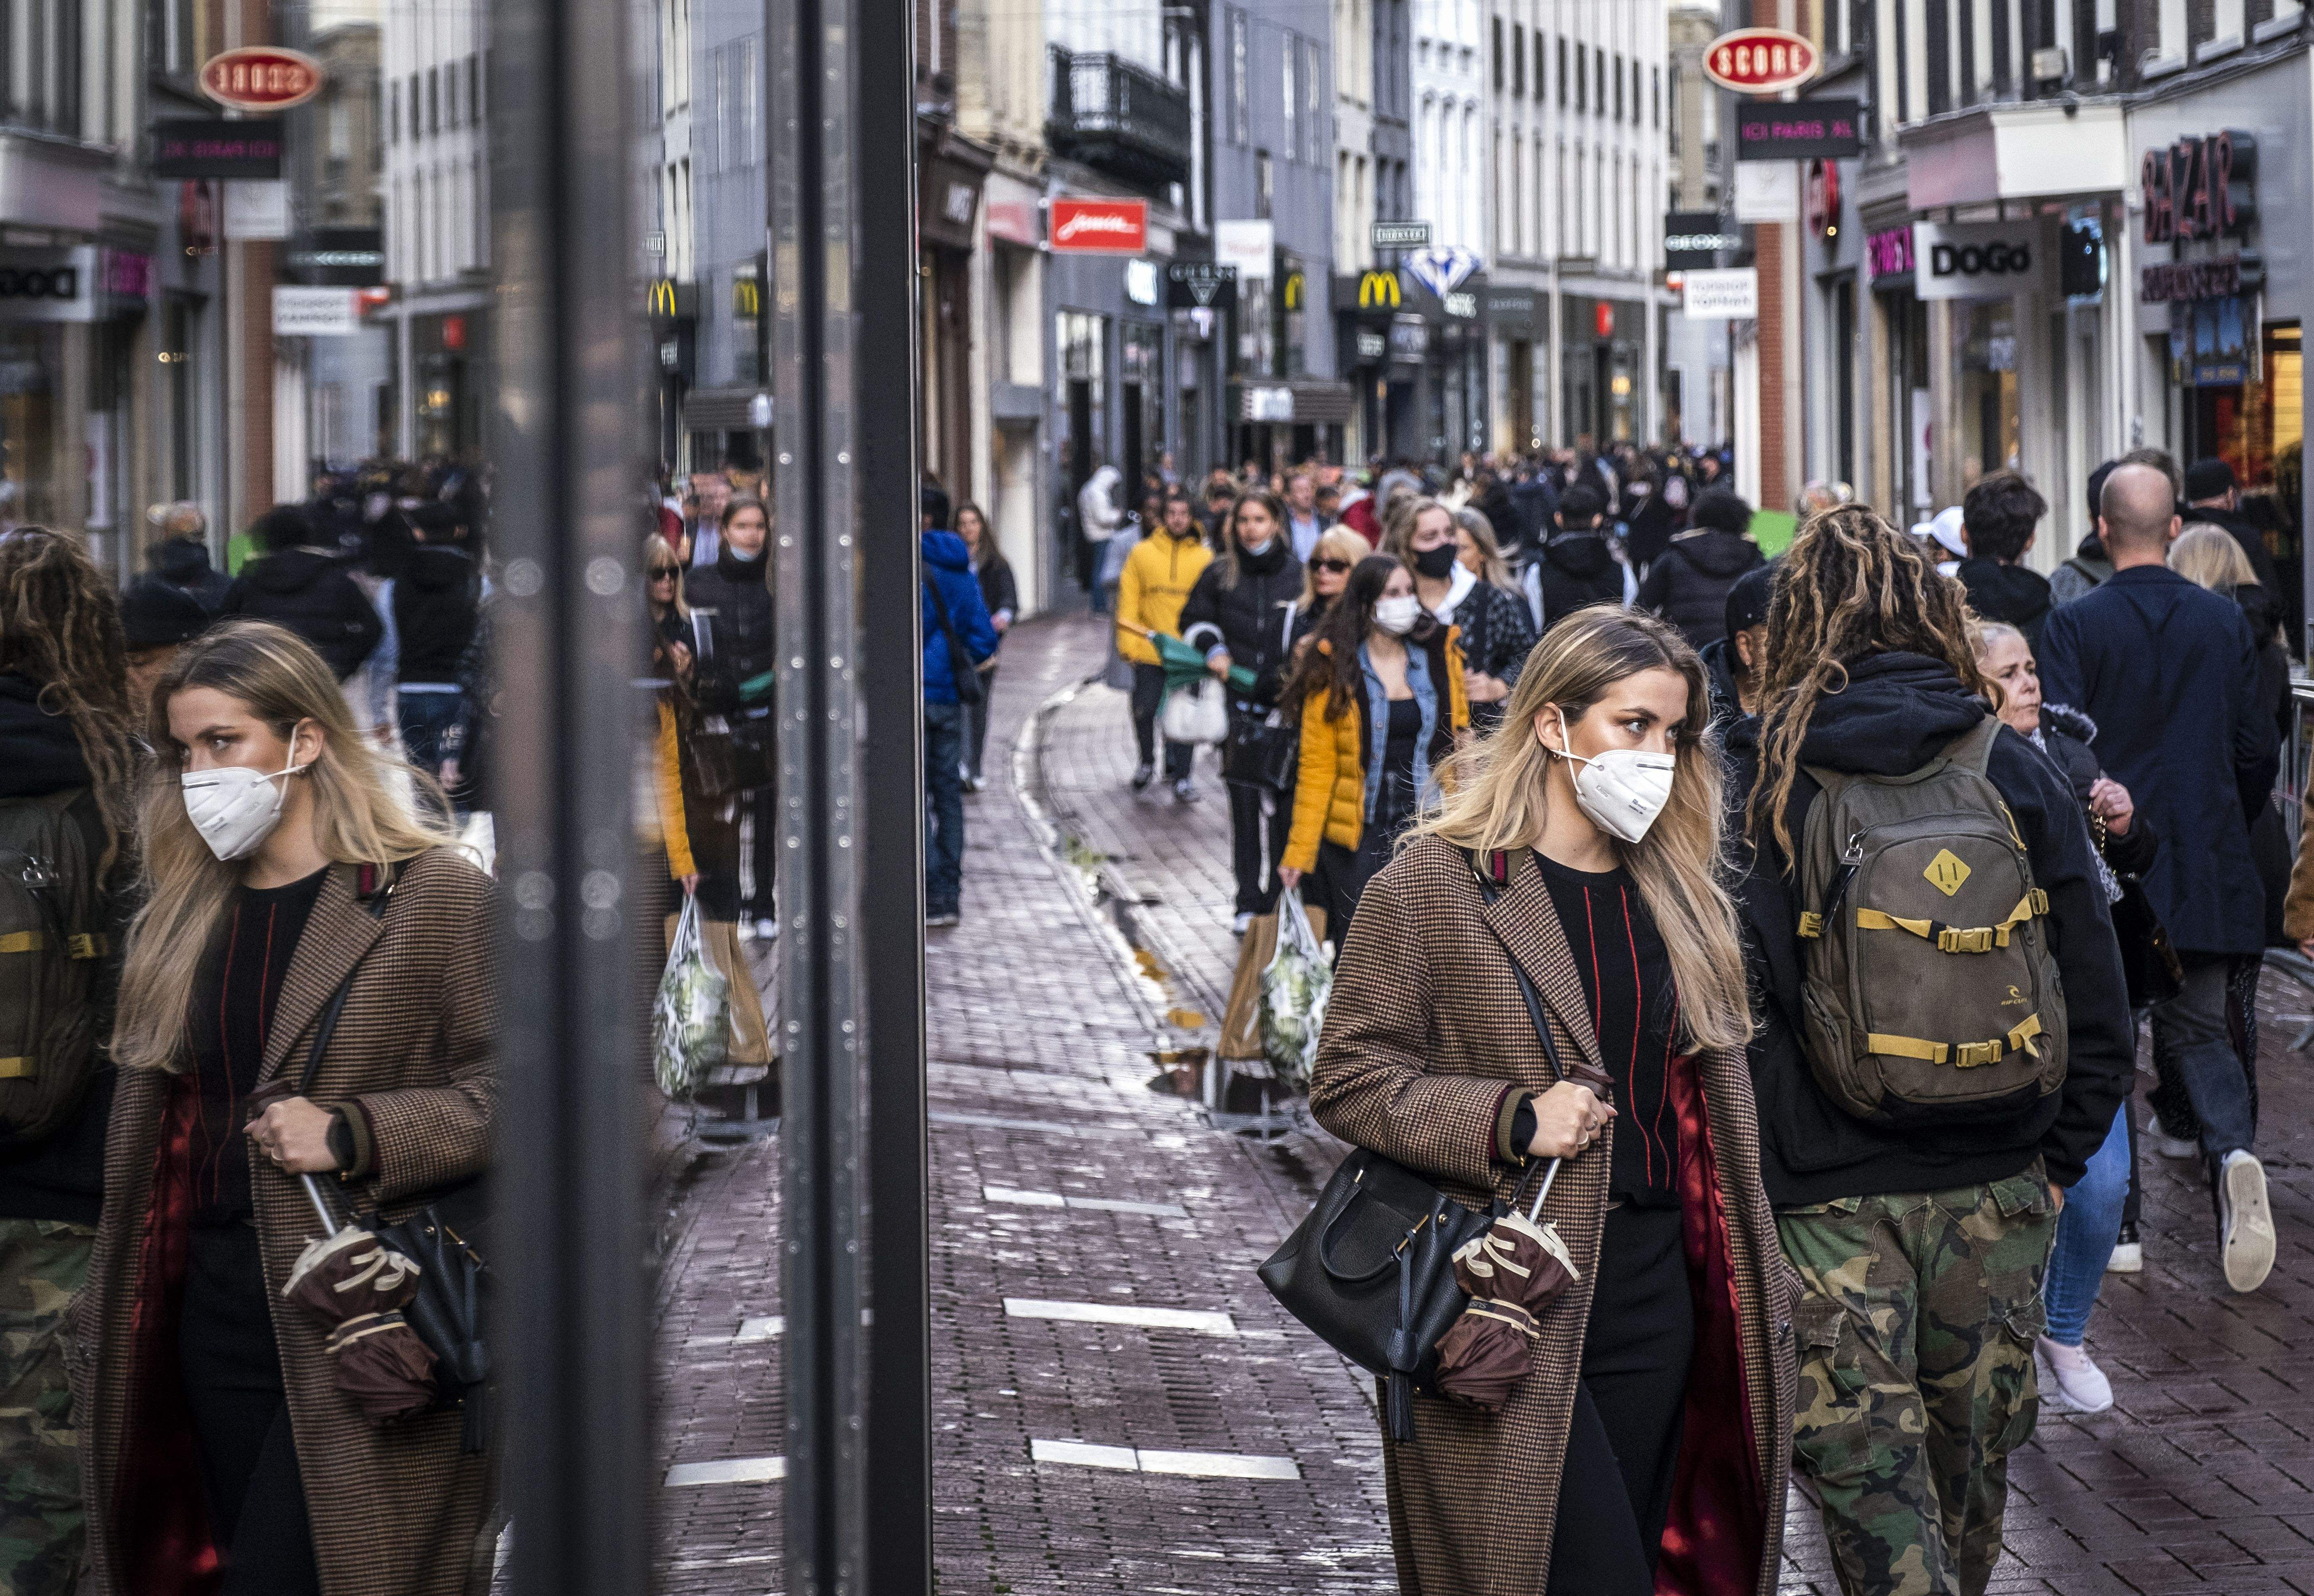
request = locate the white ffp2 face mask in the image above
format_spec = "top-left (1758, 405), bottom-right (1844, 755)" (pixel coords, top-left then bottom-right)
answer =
top-left (1546, 709), bottom-right (1676, 844)
top-left (182, 732), bottom-right (311, 862)
top-left (1373, 595), bottom-right (1421, 636)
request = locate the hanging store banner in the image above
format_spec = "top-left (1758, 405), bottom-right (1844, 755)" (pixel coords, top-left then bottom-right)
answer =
top-left (1215, 220), bottom-right (1275, 282)
top-left (1165, 261), bottom-right (1237, 311)
top-left (273, 285), bottom-right (362, 336)
top-left (1912, 220), bottom-right (2045, 300)
top-left (1732, 162), bottom-right (1798, 224)
top-left (1664, 211), bottom-right (1741, 269)
top-left (1049, 197), bottom-right (1147, 254)
top-left (152, 117), bottom-right (284, 180)
top-left (224, 181), bottom-right (290, 240)
top-left (1681, 267), bottom-right (1759, 320)
top-left (1406, 245), bottom-right (1480, 299)
top-left (200, 47), bottom-right (325, 112)
top-left (0, 248), bottom-right (99, 322)
top-left (1734, 98), bottom-right (1862, 162)
top-left (2170, 292), bottom-right (2261, 387)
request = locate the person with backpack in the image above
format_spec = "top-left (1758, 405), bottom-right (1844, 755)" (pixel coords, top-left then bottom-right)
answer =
top-left (921, 522), bottom-right (997, 928)
top-left (1524, 481), bottom-right (1625, 634)
top-left (0, 530), bottom-right (138, 1596)
top-left (2049, 461), bottom-right (2120, 607)
top-left (1729, 506), bottom-right (2133, 1596)
top-left (2038, 462), bottom-right (2279, 1293)
top-left (1635, 487), bottom-right (1765, 649)
top-left (1954, 471), bottom-right (2055, 647)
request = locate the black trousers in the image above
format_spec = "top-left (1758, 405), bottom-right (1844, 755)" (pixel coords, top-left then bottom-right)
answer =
top-left (180, 1224), bottom-right (322, 1596)
top-left (1128, 664), bottom-right (1193, 779)
top-left (1547, 1202), bottom-right (1694, 1596)
top-left (1225, 781), bottom-right (1292, 915)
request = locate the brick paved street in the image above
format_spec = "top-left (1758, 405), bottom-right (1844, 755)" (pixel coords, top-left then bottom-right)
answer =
top-left (652, 608), bottom-right (2314, 1595)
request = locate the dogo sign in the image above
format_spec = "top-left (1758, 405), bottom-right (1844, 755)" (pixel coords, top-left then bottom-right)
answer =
top-left (1912, 221), bottom-right (2044, 301)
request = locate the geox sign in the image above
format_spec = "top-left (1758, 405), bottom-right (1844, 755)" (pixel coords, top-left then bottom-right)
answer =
top-left (1166, 261), bottom-right (1237, 312)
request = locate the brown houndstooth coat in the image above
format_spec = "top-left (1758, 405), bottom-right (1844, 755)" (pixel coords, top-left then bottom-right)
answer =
top-left (72, 850), bottom-right (496, 1596)
top-left (1308, 835), bottom-right (1796, 1596)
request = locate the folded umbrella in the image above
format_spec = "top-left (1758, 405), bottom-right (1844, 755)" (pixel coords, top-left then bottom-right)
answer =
top-left (1433, 1159), bottom-right (1580, 1412)
top-left (1116, 621), bottom-right (1259, 696)
top-left (285, 1174), bottom-right (439, 1424)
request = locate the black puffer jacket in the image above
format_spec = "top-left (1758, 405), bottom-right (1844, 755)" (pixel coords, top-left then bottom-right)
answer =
top-left (2032, 703), bottom-right (2158, 879)
top-left (1532, 532), bottom-right (1624, 629)
top-left (686, 544), bottom-right (776, 714)
top-left (1636, 530), bottom-right (1764, 647)
top-left (147, 536), bottom-right (233, 616)
top-left (392, 546), bottom-right (479, 683)
top-left (221, 549), bottom-right (383, 681)
top-left (1177, 538), bottom-right (1304, 709)
top-left (1724, 653), bottom-right (2134, 1202)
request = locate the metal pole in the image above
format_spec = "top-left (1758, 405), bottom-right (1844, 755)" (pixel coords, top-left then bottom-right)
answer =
top-left (489, 0), bottom-right (652, 1580)
top-left (771, 0), bottom-right (932, 1577)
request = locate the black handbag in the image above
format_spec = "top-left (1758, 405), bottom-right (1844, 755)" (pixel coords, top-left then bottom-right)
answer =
top-left (1257, 850), bottom-right (1579, 1439)
top-left (296, 866), bottom-right (493, 1453)
top-left (1221, 708), bottom-right (1296, 790)
top-left (2111, 874), bottom-right (2184, 1010)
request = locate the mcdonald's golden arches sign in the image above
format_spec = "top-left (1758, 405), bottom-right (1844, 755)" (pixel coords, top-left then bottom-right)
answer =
top-left (1357, 270), bottom-right (1401, 310)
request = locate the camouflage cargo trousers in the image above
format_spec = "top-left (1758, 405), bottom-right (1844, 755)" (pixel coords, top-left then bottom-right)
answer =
top-left (0, 1219), bottom-right (93, 1596)
top-left (1779, 1169), bottom-right (2056, 1596)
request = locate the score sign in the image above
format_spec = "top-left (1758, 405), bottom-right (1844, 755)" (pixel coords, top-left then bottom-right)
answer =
top-left (200, 48), bottom-right (325, 113)
top-left (1702, 28), bottom-right (1819, 95)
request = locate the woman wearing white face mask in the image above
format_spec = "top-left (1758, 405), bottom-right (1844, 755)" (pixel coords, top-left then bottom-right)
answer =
top-left (78, 620), bottom-right (494, 1596)
top-left (1278, 554), bottom-right (1469, 949)
top-left (1307, 607), bottom-right (1789, 1596)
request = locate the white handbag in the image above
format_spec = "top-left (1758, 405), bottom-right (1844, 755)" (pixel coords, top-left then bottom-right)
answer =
top-left (1159, 676), bottom-right (1230, 746)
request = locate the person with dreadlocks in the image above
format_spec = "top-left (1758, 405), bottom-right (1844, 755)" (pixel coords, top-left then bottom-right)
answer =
top-left (1723, 506), bottom-right (2132, 1596)
top-left (0, 528), bottom-right (140, 1596)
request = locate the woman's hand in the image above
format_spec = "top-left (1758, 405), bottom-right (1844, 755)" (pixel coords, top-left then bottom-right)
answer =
top-left (1207, 651), bottom-right (1234, 679)
top-left (1465, 671), bottom-right (1509, 703)
top-left (245, 1096), bottom-right (341, 1175)
top-left (1277, 866), bottom-right (1303, 891)
top-left (1524, 1081), bottom-right (1614, 1160)
top-left (679, 873), bottom-right (700, 896)
top-left (2088, 776), bottom-right (2133, 837)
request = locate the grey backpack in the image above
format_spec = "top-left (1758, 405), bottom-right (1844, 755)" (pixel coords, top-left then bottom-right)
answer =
top-left (1794, 719), bottom-right (2067, 1127)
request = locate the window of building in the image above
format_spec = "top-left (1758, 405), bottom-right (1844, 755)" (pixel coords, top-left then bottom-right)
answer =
top-left (1491, 18), bottom-right (1503, 91)
top-left (470, 54), bottom-right (483, 125)
top-left (1305, 39), bottom-right (1321, 161)
top-left (1574, 42), bottom-right (1585, 111)
top-left (1594, 47), bottom-right (1603, 115)
top-left (1512, 23), bottom-right (1524, 95)
top-left (1533, 31), bottom-right (1544, 99)
top-left (1230, 9), bottom-right (1248, 144)
top-left (389, 80), bottom-right (400, 143)
top-left (1651, 63), bottom-right (1659, 128)
top-left (1613, 52), bottom-right (1623, 120)
top-left (1283, 39), bottom-right (1297, 159)
top-left (428, 67), bottom-right (440, 135)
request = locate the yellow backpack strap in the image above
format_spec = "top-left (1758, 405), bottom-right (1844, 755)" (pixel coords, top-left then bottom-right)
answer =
top-left (1865, 1032), bottom-right (1949, 1064)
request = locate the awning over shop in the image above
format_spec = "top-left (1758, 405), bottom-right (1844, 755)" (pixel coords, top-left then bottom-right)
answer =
top-left (1900, 101), bottom-right (2128, 211)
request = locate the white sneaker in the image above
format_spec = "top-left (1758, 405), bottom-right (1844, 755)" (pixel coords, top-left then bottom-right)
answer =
top-left (2220, 1150), bottom-right (2277, 1293)
top-left (754, 918), bottom-right (778, 942)
top-left (2150, 1119), bottom-right (2199, 1160)
top-left (2106, 1242), bottom-right (2143, 1274)
top-left (1232, 911), bottom-right (1254, 935)
top-left (735, 920), bottom-right (758, 943)
top-left (2034, 1336), bottom-right (2114, 1414)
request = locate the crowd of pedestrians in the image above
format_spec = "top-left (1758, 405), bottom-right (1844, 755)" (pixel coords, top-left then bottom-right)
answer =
top-left (1085, 436), bottom-right (2306, 1595)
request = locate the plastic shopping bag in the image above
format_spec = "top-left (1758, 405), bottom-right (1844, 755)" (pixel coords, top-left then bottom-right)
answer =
top-left (653, 897), bottom-right (730, 1099)
top-left (1259, 893), bottom-right (1333, 1093)
top-left (1160, 677), bottom-right (1231, 746)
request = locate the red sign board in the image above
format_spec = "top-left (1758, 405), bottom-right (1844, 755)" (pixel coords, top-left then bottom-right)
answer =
top-left (1594, 303), bottom-right (1614, 339)
top-left (1702, 28), bottom-right (1819, 95)
top-left (200, 47), bottom-right (325, 113)
top-left (1049, 197), bottom-right (1148, 255)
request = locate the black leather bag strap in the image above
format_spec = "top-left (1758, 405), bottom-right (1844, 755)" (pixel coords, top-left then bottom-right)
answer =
top-left (294, 864), bottom-right (398, 1099)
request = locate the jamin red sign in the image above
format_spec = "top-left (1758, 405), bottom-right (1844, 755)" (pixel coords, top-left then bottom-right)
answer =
top-left (200, 48), bottom-right (325, 113)
top-left (1049, 198), bottom-right (1148, 255)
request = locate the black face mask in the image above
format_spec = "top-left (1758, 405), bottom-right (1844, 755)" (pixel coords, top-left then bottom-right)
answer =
top-left (1413, 543), bottom-right (1459, 580)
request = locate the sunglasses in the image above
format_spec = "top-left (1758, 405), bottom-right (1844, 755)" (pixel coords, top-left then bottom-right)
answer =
top-left (1310, 557), bottom-right (1353, 575)
top-left (649, 566), bottom-right (680, 579)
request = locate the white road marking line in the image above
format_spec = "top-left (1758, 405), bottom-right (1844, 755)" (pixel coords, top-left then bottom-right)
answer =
top-left (1030, 1439), bottom-right (1301, 1480)
top-left (664, 1456), bottom-right (786, 1487)
top-left (983, 1185), bottom-right (1190, 1219)
top-left (1004, 1298), bottom-right (1236, 1335)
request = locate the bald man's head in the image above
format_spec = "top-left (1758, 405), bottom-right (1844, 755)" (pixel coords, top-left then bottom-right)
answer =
top-left (2100, 462), bottom-right (2180, 555)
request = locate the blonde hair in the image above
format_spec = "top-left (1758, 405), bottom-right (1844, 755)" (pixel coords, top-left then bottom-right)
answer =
top-left (2170, 523), bottom-right (2259, 592)
top-left (1298, 528), bottom-right (1369, 610)
top-left (644, 533), bottom-right (689, 621)
top-left (1452, 506), bottom-right (1517, 592)
top-left (1421, 607), bottom-right (1753, 1052)
top-left (113, 621), bottom-right (461, 1073)
top-left (1382, 496), bottom-right (1451, 564)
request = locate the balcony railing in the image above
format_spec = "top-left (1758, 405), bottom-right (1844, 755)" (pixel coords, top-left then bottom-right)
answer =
top-left (1047, 48), bottom-right (1191, 188)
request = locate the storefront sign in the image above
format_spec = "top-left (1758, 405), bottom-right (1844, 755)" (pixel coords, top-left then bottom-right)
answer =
top-left (2171, 292), bottom-right (2260, 386)
top-left (1355, 328), bottom-right (1387, 362)
top-left (103, 250), bottom-right (151, 304)
top-left (1049, 197), bottom-right (1147, 254)
top-left (1246, 385), bottom-right (1294, 422)
top-left (1664, 213), bottom-right (1740, 269)
top-left (2141, 130), bottom-right (2255, 244)
top-left (200, 47), bottom-right (324, 112)
top-left (985, 198), bottom-right (1038, 246)
top-left (1702, 28), bottom-right (1819, 95)
top-left (224, 181), bottom-right (289, 240)
top-left (1733, 162), bottom-right (1798, 224)
top-left (1387, 316), bottom-right (1429, 360)
top-left (0, 248), bottom-right (99, 323)
top-left (1371, 221), bottom-right (1430, 250)
top-left (1215, 220), bottom-right (1274, 282)
top-left (1441, 290), bottom-right (1478, 319)
top-left (1165, 261), bottom-right (1237, 311)
top-left (1486, 287), bottom-right (1538, 335)
top-left (1353, 269), bottom-right (1403, 312)
top-left (287, 226), bottom-right (386, 287)
top-left (1594, 303), bottom-right (1615, 338)
top-left (1124, 258), bottom-right (1158, 305)
top-left (1407, 245), bottom-right (1479, 299)
top-left (152, 117), bottom-right (283, 180)
top-left (2141, 255), bottom-right (2247, 303)
top-left (1682, 267), bottom-right (1759, 320)
top-left (1912, 221), bottom-right (2044, 300)
top-left (1735, 98), bottom-right (1861, 162)
top-left (273, 285), bottom-right (361, 336)
top-left (1865, 226), bottom-right (1914, 280)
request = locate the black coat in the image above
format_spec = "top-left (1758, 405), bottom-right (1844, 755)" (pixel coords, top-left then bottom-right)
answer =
top-left (221, 549), bottom-right (383, 681)
top-left (2032, 704), bottom-right (2158, 879)
top-left (1531, 533), bottom-right (1624, 630)
top-left (1177, 539), bottom-right (1304, 709)
top-left (391, 546), bottom-right (479, 684)
top-left (146, 537), bottom-right (233, 616)
top-left (686, 545), bottom-right (776, 714)
top-left (1635, 530), bottom-right (1763, 648)
top-left (975, 552), bottom-right (1019, 627)
top-left (1957, 558), bottom-right (2054, 648)
top-left (2038, 565), bottom-right (2270, 955)
top-left (1446, 578), bottom-right (1537, 731)
top-left (1724, 654), bottom-right (2135, 1202)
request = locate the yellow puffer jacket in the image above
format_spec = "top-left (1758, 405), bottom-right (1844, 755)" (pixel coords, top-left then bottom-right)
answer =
top-left (1283, 628), bottom-right (1469, 873)
top-left (1115, 530), bottom-right (1214, 665)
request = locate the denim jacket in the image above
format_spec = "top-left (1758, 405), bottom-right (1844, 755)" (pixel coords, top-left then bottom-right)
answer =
top-left (1359, 639), bottom-right (1440, 825)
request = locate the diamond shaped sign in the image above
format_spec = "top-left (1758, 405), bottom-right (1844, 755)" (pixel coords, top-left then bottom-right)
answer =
top-left (1406, 245), bottom-right (1481, 301)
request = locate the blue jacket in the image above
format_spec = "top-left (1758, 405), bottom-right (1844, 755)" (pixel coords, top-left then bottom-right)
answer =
top-left (2037, 565), bottom-right (2270, 955)
top-left (921, 530), bottom-right (998, 706)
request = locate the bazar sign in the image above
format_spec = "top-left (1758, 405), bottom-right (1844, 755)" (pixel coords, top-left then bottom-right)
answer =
top-left (2141, 256), bottom-right (2249, 303)
top-left (1702, 28), bottom-right (1818, 95)
top-left (2141, 130), bottom-right (2256, 244)
top-left (1049, 197), bottom-right (1146, 254)
top-left (200, 47), bottom-right (324, 112)
top-left (1912, 221), bottom-right (2043, 301)
top-left (1734, 99), bottom-right (1861, 162)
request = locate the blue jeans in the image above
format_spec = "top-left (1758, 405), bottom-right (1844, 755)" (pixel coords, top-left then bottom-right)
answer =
top-left (2150, 954), bottom-right (2255, 1158)
top-left (924, 701), bottom-right (966, 914)
top-left (397, 688), bottom-right (465, 778)
top-left (2043, 1100), bottom-right (2131, 1346)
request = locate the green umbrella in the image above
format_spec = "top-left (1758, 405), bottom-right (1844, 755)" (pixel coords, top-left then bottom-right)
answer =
top-left (1119, 621), bottom-right (1258, 695)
